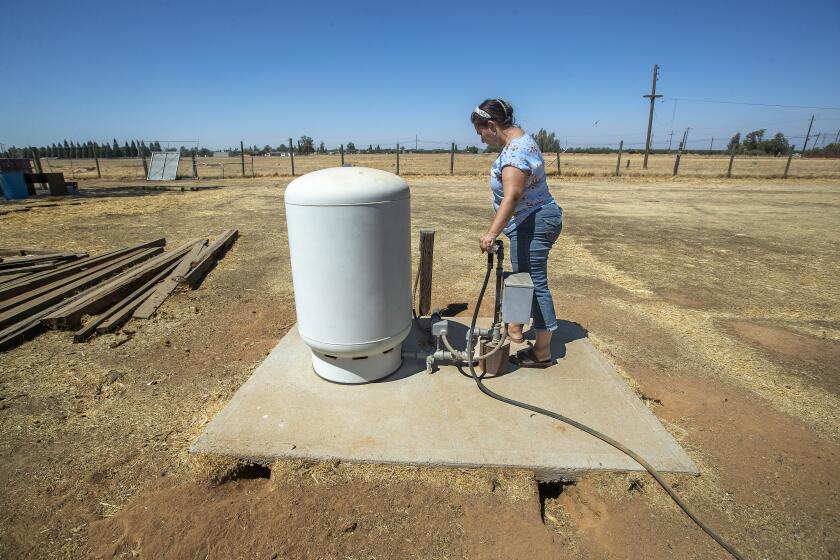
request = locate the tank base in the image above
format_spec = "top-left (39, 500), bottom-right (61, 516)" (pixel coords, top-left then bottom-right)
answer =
top-left (311, 344), bottom-right (403, 384)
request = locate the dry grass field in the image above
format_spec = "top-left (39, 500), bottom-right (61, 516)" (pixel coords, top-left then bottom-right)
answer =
top-left (39, 151), bottom-right (840, 180)
top-left (0, 174), bottom-right (838, 559)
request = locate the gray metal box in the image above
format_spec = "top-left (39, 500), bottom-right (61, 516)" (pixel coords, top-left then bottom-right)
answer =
top-left (502, 272), bottom-right (534, 325)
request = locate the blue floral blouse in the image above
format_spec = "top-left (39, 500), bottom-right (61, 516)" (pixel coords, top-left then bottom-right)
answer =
top-left (490, 133), bottom-right (555, 234)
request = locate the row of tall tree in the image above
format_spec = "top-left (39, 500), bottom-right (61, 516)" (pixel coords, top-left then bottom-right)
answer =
top-left (3, 140), bottom-right (166, 159)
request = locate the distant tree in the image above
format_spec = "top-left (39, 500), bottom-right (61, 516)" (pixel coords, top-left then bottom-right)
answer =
top-left (346, 142), bottom-right (356, 153)
top-left (318, 141), bottom-right (326, 154)
top-left (742, 129), bottom-right (766, 152)
top-left (297, 135), bottom-right (315, 155)
top-left (764, 132), bottom-right (790, 156)
top-left (375, 144), bottom-right (381, 153)
top-left (263, 145), bottom-right (272, 153)
top-left (726, 132), bottom-right (741, 152)
top-left (531, 128), bottom-right (561, 152)
top-left (130, 140), bottom-right (137, 157)
top-left (277, 143), bottom-right (287, 152)
top-left (465, 146), bottom-right (480, 154)
top-left (368, 144), bottom-right (373, 153)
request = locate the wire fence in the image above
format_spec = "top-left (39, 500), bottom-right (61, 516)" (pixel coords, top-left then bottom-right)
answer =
top-left (32, 146), bottom-right (840, 180)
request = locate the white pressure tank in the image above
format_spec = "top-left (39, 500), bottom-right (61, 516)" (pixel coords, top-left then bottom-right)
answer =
top-left (284, 167), bottom-right (412, 384)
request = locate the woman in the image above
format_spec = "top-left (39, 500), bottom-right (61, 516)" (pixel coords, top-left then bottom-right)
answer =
top-left (472, 98), bottom-right (563, 368)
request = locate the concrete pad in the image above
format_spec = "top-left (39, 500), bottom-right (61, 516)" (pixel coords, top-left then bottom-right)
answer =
top-left (191, 319), bottom-right (699, 479)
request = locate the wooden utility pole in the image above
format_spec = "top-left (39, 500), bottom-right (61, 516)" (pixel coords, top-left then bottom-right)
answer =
top-left (417, 228), bottom-right (435, 316)
top-left (289, 137), bottom-right (295, 176)
top-left (709, 137), bottom-right (714, 152)
top-left (784, 145), bottom-right (796, 178)
top-left (615, 140), bottom-right (623, 176)
top-left (450, 142), bottom-right (455, 175)
top-left (667, 130), bottom-right (674, 152)
top-left (673, 141), bottom-right (683, 176)
top-left (812, 133), bottom-right (821, 151)
top-left (92, 143), bottom-right (101, 178)
top-left (642, 64), bottom-right (662, 169)
top-left (240, 141), bottom-right (245, 177)
top-left (340, 144), bottom-right (344, 166)
top-left (727, 140), bottom-right (737, 178)
top-left (396, 144), bottom-right (400, 175)
top-left (801, 114), bottom-right (814, 154)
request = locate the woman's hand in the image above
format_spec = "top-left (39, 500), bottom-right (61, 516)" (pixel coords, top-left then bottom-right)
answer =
top-left (479, 231), bottom-right (498, 253)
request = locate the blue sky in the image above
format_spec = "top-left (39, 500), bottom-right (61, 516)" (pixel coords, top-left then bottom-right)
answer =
top-left (1, 0), bottom-right (839, 150)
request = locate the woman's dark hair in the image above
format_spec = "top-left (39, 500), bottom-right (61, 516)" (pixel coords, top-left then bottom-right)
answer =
top-left (471, 98), bottom-right (515, 128)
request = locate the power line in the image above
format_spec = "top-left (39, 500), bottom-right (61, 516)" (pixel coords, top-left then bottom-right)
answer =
top-left (668, 97), bottom-right (840, 111)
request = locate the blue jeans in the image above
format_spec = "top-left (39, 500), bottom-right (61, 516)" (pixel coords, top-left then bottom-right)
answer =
top-left (505, 202), bottom-right (563, 331)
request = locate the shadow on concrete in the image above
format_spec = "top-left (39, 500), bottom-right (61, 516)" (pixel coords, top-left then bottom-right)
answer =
top-left (377, 319), bottom-right (589, 384)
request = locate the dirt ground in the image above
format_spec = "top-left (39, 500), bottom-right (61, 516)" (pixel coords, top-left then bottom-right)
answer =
top-left (0, 174), bottom-right (838, 559)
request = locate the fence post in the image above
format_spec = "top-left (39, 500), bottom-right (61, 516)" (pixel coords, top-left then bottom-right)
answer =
top-left (615, 140), bottom-right (623, 176)
top-left (141, 150), bottom-right (148, 177)
top-left (251, 154), bottom-right (255, 178)
top-left (340, 144), bottom-right (345, 166)
top-left (396, 144), bottom-right (400, 175)
top-left (450, 142), bottom-right (455, 175)
top-left (92, 143), bottom-right (101, 178)
top-left (289, 137), bottom-right (295, 177)
top-left (727, 142), bottom-right (737, 178)
top-left (418, 228), bottom-right (435, 316)
top-left (240, 141), bottom-right (245, 177)
top-left (673, 143), bottom-right (682, 176)
top-left (784, 145), bottom-right (796, 178)
top-left (556, 149), bottom-right (561, 176)
top-left (192, 152), bottom-right (198, 178)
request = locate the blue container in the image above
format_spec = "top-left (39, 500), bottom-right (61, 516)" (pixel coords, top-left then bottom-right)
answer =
top-left (0, 171), bottom-right (29, 200)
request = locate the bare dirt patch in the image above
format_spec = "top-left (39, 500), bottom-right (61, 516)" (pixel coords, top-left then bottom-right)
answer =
top-left (1, 175), bottom-right (839, 559)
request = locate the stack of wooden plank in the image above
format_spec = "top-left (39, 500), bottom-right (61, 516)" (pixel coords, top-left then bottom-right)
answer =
top-left (0, 229), bottom-right (238, 351)
top-left (0, 251), bottom-right (88, 283)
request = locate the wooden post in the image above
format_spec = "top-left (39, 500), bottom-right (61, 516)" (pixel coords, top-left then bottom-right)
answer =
top-left (289, 138), bottom-right (295, 176)
top-left (556, 149), bottom-right (561, 176)
top-left (418, 228), bottom-right (435, 316)
top-left (141, 150), bottom-right (148, 177)
top-left (784, 145), bottom-right (796, 178)
top-left (30, 147), bottom-right (43, 174)
top-left (192, 152), bottom-right (198, 178)
top-left (240, 141), bottom-right (245, 177)
top-left (727, 141), bottom-right (737, 178)
top-left (340, 144), bottom-right (345, 166)
top-left (673, 143), bottom-right (682, 176)
top-left (92, 143), bottom-right (101, 178)
top-left (615, 140), bottom-right (623, 176)
top-left (251, 154), bottom-right (255, 178)
top-left (450, 142), bottom-right (455, 175)
top-left (396, 144), bottom-right (400, 175)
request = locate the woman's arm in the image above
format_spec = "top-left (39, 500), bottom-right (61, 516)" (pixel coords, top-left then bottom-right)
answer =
top-left (479, 166), bottom-right (527, 252)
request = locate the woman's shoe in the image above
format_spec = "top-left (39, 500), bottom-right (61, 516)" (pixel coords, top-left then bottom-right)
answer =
top-left (510, 346), bottom-right (553, 368)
